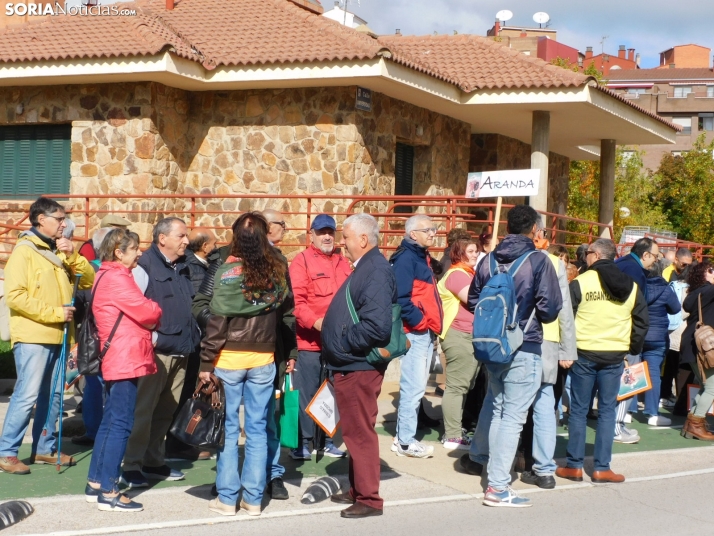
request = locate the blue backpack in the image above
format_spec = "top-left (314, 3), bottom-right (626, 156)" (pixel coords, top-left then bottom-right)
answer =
top-left (472, 251), bottom-right (537, 365)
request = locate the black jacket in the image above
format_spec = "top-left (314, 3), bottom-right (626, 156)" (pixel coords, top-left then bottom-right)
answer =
top-left (681, 283), bottom-right (714, 365)
top-left (184, 250), bottom-right (209, 294)
top-left (322, 247), bottom-right (397, 372)
top-left (467, 234), bottom-right (562, 356)
top-left (616, 254), bottom-right (648, 300)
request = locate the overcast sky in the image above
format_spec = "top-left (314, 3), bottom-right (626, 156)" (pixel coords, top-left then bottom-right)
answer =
top-left (343, 0), bottom-right (714, 68)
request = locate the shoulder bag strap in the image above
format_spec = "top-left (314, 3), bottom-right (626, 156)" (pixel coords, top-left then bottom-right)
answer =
top-left (345, 279), bottom-right (359, 324)
top-left (698, 293), bottom-right (704, 328)
top-left (509, 250), bottom-right (537, 277)
top-left (14, 240), bottom-right (64, 269)
top-left (91, 271), bottom-right (124, 360)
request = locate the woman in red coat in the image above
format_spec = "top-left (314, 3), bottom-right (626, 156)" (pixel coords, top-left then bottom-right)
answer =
top-left (85, 228), bottom-right (162, 512)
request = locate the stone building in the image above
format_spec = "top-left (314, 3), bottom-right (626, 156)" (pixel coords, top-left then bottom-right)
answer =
top-left (0, 0), bottom-right (677, 245)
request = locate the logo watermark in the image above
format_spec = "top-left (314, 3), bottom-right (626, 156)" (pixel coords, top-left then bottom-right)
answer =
top-left (5, 2), bottom-right (136, 16)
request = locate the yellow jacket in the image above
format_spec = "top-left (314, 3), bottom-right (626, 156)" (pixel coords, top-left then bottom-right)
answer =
top-left (437, 266), bottom-right (472, 338)
top-left (5, 232), bottom-right (95, 346)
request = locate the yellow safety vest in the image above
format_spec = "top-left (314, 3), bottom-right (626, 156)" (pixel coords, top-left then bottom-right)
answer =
top-left (574, 270), bottom-right (638, 352)
top-left (437, 267), bottom-right (472, 339)
top-left (542, 253), bottom-right (560, 343)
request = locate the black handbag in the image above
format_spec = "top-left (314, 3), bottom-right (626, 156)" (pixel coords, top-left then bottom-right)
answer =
top-left (77, 272), bottom-right (123, 376)
top-left (170, 379), bottom-right (225, 449)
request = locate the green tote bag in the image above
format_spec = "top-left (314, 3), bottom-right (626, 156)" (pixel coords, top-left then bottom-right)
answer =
top-left (279, 373), bottom-right (300, 449)
top-left (345, 280), bottom-right (410, 366)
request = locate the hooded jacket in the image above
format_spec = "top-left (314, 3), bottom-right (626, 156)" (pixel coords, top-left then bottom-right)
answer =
top-left (467, 234), bottom-right (562, 356)
top-left (390, 239), bottom-right (443, 334)
top-left (644, 276), bottom-right (681, 347)
top-left (616, 253), bottom-right (648, 299)
top-left (570, 259), bottom-right (649, 364)
top-left (93, 262), bottom-right (162, 381)
top-left (4, 231), bottom-right (95, 346)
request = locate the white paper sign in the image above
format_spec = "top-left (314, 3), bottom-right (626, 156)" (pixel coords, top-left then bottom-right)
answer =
top-left (465, 169), bottom-right (540, 199)
top-left (306, 380), bottom-right (341, 437)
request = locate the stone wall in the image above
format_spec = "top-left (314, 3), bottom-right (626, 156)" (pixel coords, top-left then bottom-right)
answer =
top-left (0, 83), bottom-right (471, 252)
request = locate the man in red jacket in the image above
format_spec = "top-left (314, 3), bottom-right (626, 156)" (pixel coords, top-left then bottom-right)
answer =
top-left (289, 214), bottom-right (353, 460)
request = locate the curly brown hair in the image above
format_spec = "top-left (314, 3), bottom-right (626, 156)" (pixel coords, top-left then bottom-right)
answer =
top-left (230, 212), bottom-right (287, 290)
top-left (687, 261), bottom-right (710, 291)
top-left (450, 238), bottom-right (479, 265)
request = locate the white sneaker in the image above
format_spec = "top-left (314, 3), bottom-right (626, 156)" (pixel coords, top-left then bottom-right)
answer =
top-left (648, 415), bottom-right (672, 426)
top-left (441, 436), bottom-right (472, 451)
top-left (390, 438), bottom-right (398, 452)
top-left (396, 441), bottom-right (434, 458)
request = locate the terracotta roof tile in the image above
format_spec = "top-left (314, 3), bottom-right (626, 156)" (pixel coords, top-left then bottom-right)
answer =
top-left (377, 34), bottom-right (589, 92)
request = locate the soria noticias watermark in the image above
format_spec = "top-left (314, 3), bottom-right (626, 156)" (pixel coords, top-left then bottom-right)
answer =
top-left (5, 2), bottom-right (136, 16)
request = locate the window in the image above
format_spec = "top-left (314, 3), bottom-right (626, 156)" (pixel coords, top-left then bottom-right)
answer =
top-left (620, 150), bottom-right (636, 165)
top-left (673, 86), bottom-right (693, 98)
top-left (672, 117), bottom-right (692, 135)
top-left (671, 151), bottom-right (689, 158)
top-left (626, 88), bottom-right (647, 97)
top-left (708, 86), bottom-right (714, 98)
top-left (0, 125), bottom-right (71, 198)
top-left (700, 113), bottom-right (714, 131)
top-left (394, 142), bottom-right (414, 213)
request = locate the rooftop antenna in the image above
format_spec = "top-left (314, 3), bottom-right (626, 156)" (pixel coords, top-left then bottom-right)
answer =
top-left (340, 0), bottom-right (361, 27)
top-left (600, 35), bottom-right (609, 55)
top-left (532, 12), bottom-right (549, 29)
top-left (496, 9), bottom-right (513, 26)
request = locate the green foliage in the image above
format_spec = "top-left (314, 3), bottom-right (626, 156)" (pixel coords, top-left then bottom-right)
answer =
top-left (0, 340), bottom-right (15, 379)
top-left (582, 62), bottom-right (606, 84)
top-left (567, 147), bottom-right (669, 242)
top-left (653, 134), bottom-right (714, 244)
top-left (550, 57), bottom-right (579, 72)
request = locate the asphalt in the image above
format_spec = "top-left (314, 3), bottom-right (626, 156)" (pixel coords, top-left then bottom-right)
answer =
top-left (1, 381), bottom-right (714, 535)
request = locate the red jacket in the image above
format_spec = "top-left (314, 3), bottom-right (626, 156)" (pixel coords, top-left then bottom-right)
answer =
top-left (92, 262), bottom-right (162, 381)
top-left (289, 244), bottom-right (352, 351)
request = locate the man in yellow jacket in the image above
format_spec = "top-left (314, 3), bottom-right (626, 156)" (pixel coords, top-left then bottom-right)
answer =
top-left (0, 197), bottom-right (94, 475)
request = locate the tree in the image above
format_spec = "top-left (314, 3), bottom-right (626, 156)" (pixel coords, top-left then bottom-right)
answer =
top-left (567, 148), bottom-right (669, 242)
top-left (654, 134), bottom-right (714, 244)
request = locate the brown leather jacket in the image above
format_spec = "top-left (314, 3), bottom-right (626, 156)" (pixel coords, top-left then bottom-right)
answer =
top-left (200, 312), bottom-right (279, 372)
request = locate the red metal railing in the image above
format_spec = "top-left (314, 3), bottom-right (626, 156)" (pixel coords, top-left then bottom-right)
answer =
top-left (0, 194), bottom-right (614, 268)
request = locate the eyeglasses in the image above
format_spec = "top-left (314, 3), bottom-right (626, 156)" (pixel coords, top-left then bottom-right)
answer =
top-left (586, 250), bottom-right (597, 256)
top-left (413, 228), bottom-right (437, 235)
top-left (269, 221), bottom-right (286, 229)
top-left (44, 214), bottom-right (66, 224)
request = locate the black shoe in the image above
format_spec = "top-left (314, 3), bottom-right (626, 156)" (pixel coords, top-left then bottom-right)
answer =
top-left (75, 401), bottom-right (83, 414)
top-left (434, 386), bottom-right (445, 397)
top-left (268, 477), bottom-right (289, 500)
top-left (210, 484), bottom-right (218, 497)
top-left (587, 410), bottom-right (598, 420)
top-left (520, 470), bottom-right (556, 489)
top-left (71, 435), bottom-right (94, 446)
top-left (459, 454), bottom-right (483, 476)
top-left (417, 401), bottom-right (441, 429)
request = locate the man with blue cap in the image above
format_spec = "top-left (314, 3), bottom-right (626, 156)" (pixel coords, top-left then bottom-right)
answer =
top-left (288, 214), bottom-right (353, 460)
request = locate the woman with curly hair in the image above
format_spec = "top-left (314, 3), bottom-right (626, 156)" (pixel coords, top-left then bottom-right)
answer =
top-left (198, 212), bottom-right (293, 516)
top-left (680, 261), bottom-right (714, 440)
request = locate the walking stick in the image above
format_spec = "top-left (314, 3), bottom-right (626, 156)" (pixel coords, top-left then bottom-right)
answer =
top-left (42, 273), bottom-right (82, 472)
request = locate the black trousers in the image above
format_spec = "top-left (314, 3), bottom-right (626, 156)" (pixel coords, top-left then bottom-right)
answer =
top-left (293, 350), bottom-right (332, 446)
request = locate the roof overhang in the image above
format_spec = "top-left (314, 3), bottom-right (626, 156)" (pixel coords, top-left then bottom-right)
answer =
top-left (0, 51), bottom-right (677, 160)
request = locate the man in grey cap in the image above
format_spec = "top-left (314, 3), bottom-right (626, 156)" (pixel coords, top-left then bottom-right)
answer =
top-left (78, 215), bottom-right (132, 261)
top-left (288, 214), bottom-right (353, 459)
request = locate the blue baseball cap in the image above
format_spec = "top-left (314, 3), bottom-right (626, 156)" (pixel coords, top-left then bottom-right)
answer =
top-left (311, 214), bottom-right (336, 231)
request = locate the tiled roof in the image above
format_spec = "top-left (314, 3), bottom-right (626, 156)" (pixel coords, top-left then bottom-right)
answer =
top-left (607, 68), bottom-right (714, 82)
top-left (377, 34), bottom-right (589, 92)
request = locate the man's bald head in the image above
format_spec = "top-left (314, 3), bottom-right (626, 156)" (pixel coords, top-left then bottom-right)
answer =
top-left (262, 209), bottom-right (286, 245)
top-left (188, 227), bottom-right (216, 259)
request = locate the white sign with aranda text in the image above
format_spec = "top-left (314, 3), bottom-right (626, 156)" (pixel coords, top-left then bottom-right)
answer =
top-left (465, 169), bottom-right (540, 199)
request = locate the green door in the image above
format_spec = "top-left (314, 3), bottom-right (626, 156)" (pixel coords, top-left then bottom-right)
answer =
top-left (0, 124), bottom-right (71, 197)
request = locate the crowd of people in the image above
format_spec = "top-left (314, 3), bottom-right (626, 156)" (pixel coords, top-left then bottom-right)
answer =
top-left (0, 197), bottom-right (711, 516)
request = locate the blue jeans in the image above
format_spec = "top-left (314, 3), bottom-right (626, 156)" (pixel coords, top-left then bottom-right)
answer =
top-left (642, 345), bottom-right (666, 417)
top-left (83, 375), bottom-right (105, 439)
top-left (266, 393), bottom-right (284, 481)
top-left (470, 351), bottom-right (542, 490)
top-left (0, 343), bottom-right (62, 457)
top-left (87, 379), bottom-right (138, 493)
top-left (532, 383), bottom-right (557, 476)
top-left (566, 357), bottom-right (624, 471)
top-left (396, 330), bottom-right (433, 445)
top-left (214, 363), bottom-right (275, 507)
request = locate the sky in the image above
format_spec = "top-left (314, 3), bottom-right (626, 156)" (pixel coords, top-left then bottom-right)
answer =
top-left (340, 0), bottom-right (714, 68)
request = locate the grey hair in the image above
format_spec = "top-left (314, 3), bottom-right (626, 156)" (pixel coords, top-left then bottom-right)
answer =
top-left (62, 217), bottom-right (75, 239)
top-left (404, 214), bottom-right (432, 236)
top-left (590, 238), bottom-right (617, 261)
top-left (535, 215), bottom-right (544, 229)
top-left (676, 247), bottom-right (693, 260)
top-left (91, 227), bottom-right (112, 255)
top-left (343, 213), bottom-right (379, 246)
top-left (152, 217), bottom-right (185, 244)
